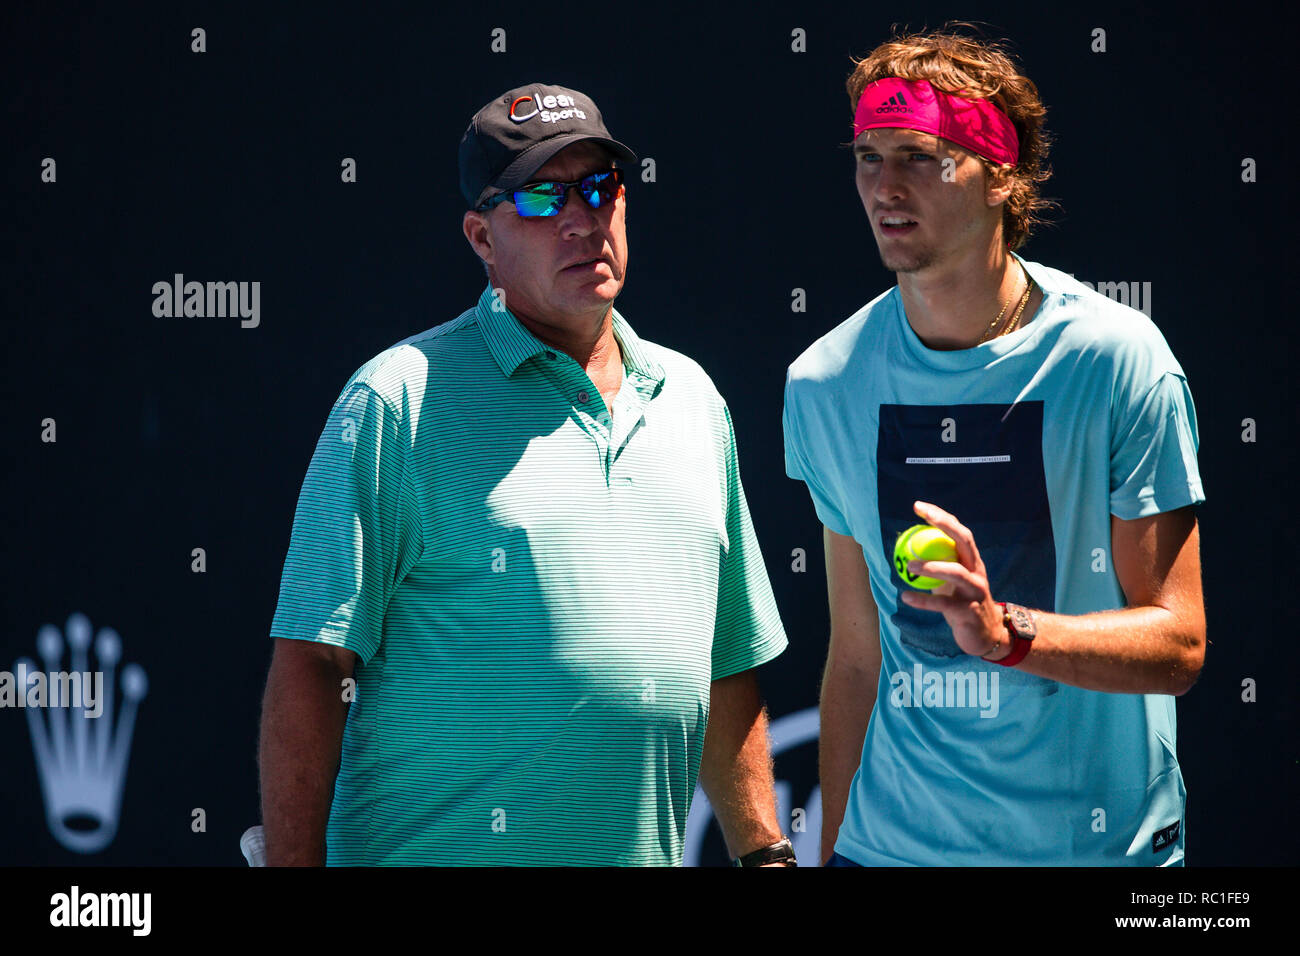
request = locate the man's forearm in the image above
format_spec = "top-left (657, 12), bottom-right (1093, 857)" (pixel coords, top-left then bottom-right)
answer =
top-left (258, 652), bottom-right (351, 865)
top-left (698, 670), bottom-right (785, 859)
top-left (992, 604), bottom-right (1205, 695)
top-left (818, 659), bottom-right (876, 863)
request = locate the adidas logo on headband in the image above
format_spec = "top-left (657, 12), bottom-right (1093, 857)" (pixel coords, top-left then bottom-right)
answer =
top-left (876, 92), bottom-right (913, 115)
top-left (854, 78), bottom-right (1020, 166)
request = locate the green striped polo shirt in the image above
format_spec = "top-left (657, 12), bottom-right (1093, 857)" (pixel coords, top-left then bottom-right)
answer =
top-left (269, 283), bottom-right (788, 865)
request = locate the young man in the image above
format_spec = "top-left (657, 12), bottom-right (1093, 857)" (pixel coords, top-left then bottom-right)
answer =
top-left (783, 31), bottom-right (1207, 866)
top-left (259, 84), bottom-right (792, 866)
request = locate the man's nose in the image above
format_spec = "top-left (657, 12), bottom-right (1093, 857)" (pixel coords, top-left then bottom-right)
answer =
top-left (872, 162), bottom-right (905, 201)
top-left (556, 186), bottom-right (598, 233)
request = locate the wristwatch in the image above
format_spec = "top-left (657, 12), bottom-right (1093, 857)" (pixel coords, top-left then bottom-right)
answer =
top-left (984, 602), bottom-right (1036, 667)
top-left (732, 837), bottom-right (797, 867)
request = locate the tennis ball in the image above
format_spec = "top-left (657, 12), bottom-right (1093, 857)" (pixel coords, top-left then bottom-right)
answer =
top-left (893, 524), bottom-right (958, 590)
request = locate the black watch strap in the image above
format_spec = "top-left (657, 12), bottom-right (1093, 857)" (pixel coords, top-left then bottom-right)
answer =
top-left (732, 837), bottom-right (797, 867)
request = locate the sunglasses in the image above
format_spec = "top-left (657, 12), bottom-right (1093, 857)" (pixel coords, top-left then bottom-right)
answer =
top-left (477, 168), bottom-right (624, 217)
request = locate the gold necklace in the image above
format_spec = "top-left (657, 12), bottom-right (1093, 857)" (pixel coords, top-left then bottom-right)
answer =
top-left (1000, 274), bottom-right (1035, 337)
top-left (977, 263), bottom-right (1033, 345)
top-left (976, 291), bottom-right (1013, 343)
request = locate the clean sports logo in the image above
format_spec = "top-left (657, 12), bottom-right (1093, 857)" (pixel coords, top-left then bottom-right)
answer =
top-left (875, 91), bottom-right (913, 115)
top-left (509, 92), bottom-right (588, 125)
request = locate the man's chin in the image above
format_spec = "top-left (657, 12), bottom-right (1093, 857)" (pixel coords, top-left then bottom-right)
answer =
top-left (878, 250), bottom-right (934, 275)
top-left (571, 276), bottom-right (622, 305)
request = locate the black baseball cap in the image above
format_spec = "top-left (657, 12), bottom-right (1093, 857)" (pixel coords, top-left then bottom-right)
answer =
top-left (459, 83), bottom-right (637, 209)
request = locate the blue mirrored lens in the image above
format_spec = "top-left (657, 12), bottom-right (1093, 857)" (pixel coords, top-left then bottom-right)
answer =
top-left (580, 172), bottom-right (613, 209)
top-left (511, 171), bottom-right (620, 217)
top-left (513, 188), bottom-right (563, 217)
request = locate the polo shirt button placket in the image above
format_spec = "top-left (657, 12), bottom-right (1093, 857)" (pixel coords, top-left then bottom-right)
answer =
top-left (576, 388), bottom-right (610, 445)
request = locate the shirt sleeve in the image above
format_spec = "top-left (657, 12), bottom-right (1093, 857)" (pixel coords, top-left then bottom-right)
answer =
top-left (711, 403), bottom-right (788, 680)
top-left (1109, 370), bottom-right (1206, 520)
top-left (269, 380), bottom-right (424, 664)
top-left (782, 370), bottom-right (853, 536)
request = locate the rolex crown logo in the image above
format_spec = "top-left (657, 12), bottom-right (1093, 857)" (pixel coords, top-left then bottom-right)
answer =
top-left (14, 613), bottom-right (148, 854)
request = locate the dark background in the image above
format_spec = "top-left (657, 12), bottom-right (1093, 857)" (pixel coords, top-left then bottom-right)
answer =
top-left (2, 0), bottom-right (1295, 865)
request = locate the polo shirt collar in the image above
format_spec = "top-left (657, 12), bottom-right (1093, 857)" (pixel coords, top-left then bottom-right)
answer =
top-left (475, 283), bottom-right (665, 383)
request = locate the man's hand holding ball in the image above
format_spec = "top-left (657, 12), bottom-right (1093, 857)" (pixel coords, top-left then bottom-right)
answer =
top-left (894, 500), bottom-right (1010, 660)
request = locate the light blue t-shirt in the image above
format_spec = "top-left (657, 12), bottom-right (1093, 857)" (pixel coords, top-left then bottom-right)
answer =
top-left (783, 253), bottom-right (1205, 866)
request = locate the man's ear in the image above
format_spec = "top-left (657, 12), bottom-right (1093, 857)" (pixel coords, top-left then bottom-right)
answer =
top-left (985, 164), bottom-right (1015, 208)
top-left (463, 209), bottom-right (494, 268)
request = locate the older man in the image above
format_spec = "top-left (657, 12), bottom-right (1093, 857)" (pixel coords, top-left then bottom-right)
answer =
top-left (259, 83), bottom-right (792, 866)
top-left (783, 30), bottom-right (1206, 866)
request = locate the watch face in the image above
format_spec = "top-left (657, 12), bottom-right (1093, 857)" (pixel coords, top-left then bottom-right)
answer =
top-left (1007, 604), bottom-right (1036, 639)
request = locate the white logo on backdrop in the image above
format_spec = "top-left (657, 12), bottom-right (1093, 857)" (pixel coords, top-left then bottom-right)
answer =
top-left (16, 613), bottom-right (148, 853)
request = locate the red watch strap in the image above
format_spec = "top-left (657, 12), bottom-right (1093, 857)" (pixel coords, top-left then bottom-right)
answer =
top-left (993, 601), bottom-right (1032, 667)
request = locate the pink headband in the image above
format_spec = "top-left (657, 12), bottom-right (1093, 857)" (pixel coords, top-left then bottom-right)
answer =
top-left (853, 77), bottom-right (1019, 166)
